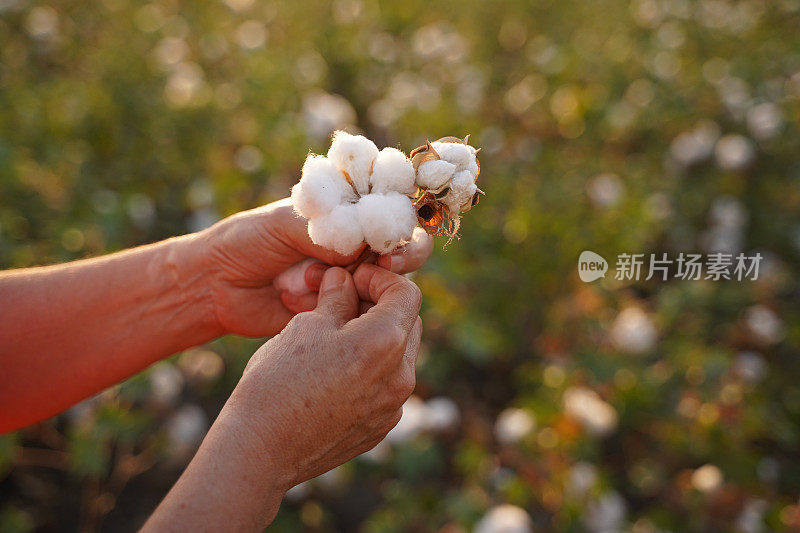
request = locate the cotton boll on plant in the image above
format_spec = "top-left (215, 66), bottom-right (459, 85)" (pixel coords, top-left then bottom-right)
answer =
top-left (165, 404), bottom-right (209, 462)
top-left (308, 203), bottom-right (364, 255)
top-left (424, 396), bottom-right (461, 433)
top-left (474, 504), bottom-right (533, 533)
top-left (563, 387), bottom-right (619, 437)
top-left (386, 395), bottom-right (427, 444)
top-left (610, 306), bottom-right (657, 354)
top-left (148, 363), bottom-right (184, 407)
top-left (291, 155), bottom-right (356, 219)
top-left (369, 147), bottom-right (416, 194)
top-left (357, 192), bottom-right (417, 253)
top-left (327, 130), bottom-right (379, 195)
top-left (494, 407), bottom-right (536, 444)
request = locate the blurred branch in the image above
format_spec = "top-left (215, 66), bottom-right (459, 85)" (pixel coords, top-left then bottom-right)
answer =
top-left (14, 446), bottom-right (69, 470)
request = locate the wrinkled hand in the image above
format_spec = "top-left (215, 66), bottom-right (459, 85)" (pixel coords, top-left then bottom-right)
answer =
top-left (199, 198), bottom-right (433, 337)
top-left (228, 264), bottom-right (422, 488)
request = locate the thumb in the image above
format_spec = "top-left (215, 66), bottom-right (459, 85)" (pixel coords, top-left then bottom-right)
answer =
top-left (314, 267), bottom-right (358, 327)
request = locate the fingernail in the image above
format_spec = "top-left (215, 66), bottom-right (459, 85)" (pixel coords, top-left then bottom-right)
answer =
top-left (388, 252), bottom-right (405, 272)
top-left (320, 267), bottom-right (347, 291)
top-left (305, 262), bottom-right (327, 291)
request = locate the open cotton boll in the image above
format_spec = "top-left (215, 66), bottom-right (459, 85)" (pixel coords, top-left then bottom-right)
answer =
top-left (416, 159), bottom-right (457, 190)
top-left (432, 141), bottom-right (473, 171)
top-left (308, 203), bottom-right (365, 255)
top-left (357, 192), bottom-right (417, 253)
top-left (369, 147), bottom-right (416, 194)
top-left (327, 130), bottom-right (379, 195)
top-left (291, 155), bottom-right (357, 219)
top-left (443, 170), bottom-right (477, 212)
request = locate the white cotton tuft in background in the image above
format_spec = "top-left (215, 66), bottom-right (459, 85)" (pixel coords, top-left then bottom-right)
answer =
top-left (494, 407), bottom-right (536, 444)
top-left (443, 170), bottom-right (477, 212)
top-left (357, 192), bottom-right (417, 253)
top-left (291, 154), bottom-right (356, 219)
top-left (327, 130), bottom-right (379, 195)
top-left (474, 504), bottom-right (533, 533)
top-left (308, 203), bottom-right (364, 255)
top-left (369, 147), bottom-right (416, 194)
top-left (416, 159), bottom-right (457, 190)
top-left (385, 396), bottom-right (428, 444)
top-left (424, 396), bottom-right (461, 433)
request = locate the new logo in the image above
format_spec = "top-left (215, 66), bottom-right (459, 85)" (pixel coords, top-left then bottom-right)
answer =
top-left (578, 251), bottom-right (608, 282)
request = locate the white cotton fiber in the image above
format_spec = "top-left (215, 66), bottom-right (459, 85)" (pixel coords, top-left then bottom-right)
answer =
top-left (466, 146), bottom-right (480, 176)
top-left (431, 141), bottom-right (473, 171)
top-left (327, 130), bottom-right (379, 196)
top-left (416, 159), bottom-right (456, 190)
top-left (369, 147), bottom-right (416, 194)
top-left (308, 203), bottom-right (364, 255)
top-left (291, 155), bottom-right (357, 219)
top-left (356, 192), bottom-right (417, 253)
top-left (443, 170), bottom-right (477, 213)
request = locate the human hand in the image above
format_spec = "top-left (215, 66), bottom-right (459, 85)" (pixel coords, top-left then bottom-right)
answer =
top-left (199, 198), bottom-right (432, 337)
top-left (143, 264), bottom-right (422, 531)
top-left (227, 263), bottom-right (422, 488)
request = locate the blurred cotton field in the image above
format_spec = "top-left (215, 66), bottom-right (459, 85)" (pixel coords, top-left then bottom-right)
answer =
top-left (2, 0), bottom-right (800, 531)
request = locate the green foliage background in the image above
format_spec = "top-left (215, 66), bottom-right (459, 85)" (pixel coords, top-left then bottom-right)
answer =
top-left (1, 0), bottom-right (800, 531)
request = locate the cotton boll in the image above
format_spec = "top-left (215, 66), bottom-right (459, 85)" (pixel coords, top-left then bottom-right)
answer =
top-left (291, 155), bottom-right (357, 219)
top-left (431, 141), bottom-right (473, 170)
top-left (178, 349), bottom-right (224, 384)
top-left (563, 387), bottom-right (618, 437)
top-left (308, 203), bottom-right (364, 255)
top-left (691, 464), bottom-right (723, 493)
top-left (316, 466), bottom-right (347, 492)
top-left (442, 170), bottom-right (477, 212)
top-left (386, 396), bottom-right (427, 444)
top-left (369, 147), bottom-right (416, 194)
top-left (327, 130), bottom-right (379, 195)
top-left (148, 363), bottom-right (184, 406)
top-left (416, 159), bottom-right (456, 190)
top-left (610, 307), bottom-right (657, 354)
top-left (357, 192), bottom-right (417, 253)
top-left (474, 504), bottom-right (533, 533)
top-left (584, 492), bottom-right (627, 533)
top-left (359, 438), bottom-right (392, 463)
top-left (425, 396), bottom-right (461, 433)
top-left (495, 407), bottom-right (536, 444)
top-left (567, 462), bottom-right (599, 498)
top-left (165, 404), bottom-right (209, 462)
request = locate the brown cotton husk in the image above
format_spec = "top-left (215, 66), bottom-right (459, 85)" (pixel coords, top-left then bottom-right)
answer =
top-left (410, 141), bottom-right (441, 170)
top-left (413, 191), bottom-right (461, 243)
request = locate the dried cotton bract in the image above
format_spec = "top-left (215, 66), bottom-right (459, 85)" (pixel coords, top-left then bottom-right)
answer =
top-left (291, 130), bottom-right (482, 255)
top-left (411, 135), bottom-right (483, 243)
